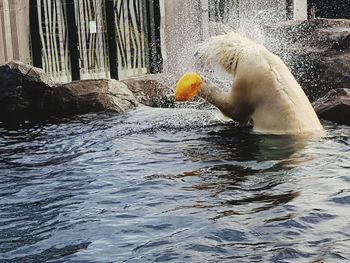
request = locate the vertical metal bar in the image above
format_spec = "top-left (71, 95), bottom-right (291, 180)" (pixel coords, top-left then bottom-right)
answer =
top-left (286, 0), bottom-right (293, 20)
top-left (29, 0), bottom-right (42, 68)
top-left (65, 0), bottom-right (80, 80)
top-left (0, 1), bottom-right (6, 62)
top-left (9, 0), bottom-right (19, 60)
top-left (2, 0), bottom-right (13, 61)
top-left (153, 0), bottom-right (162, 72)
top-left (56, 0), bottom-right (65, 79)
top-left (96, 0), bottom-right (105, 73)
top-left (145, 0), bottom-right (162, 74)
top-left (307, 0), bottom-right (315, 19)
top-left (78, 0), bottom-right (87, 74)
top-left (141, 0), bottom-right (150, 72)
top-left (145, 0), bottom-right (153, 72)
top-left (105, 0), bottom-right (118, 79)
top-left (123, 0), bottom-right (131, 73)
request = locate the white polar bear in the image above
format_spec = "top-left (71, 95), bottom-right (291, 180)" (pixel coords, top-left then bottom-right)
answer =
top-left (175, 32), bottom-right (324, 135)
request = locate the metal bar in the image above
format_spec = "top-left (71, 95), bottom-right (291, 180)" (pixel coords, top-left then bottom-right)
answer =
top-left (123, 0), bottom-right (131, 72)
top-left (286, 0), bottom-right (293, 20)
top-left (146, 0), bottom-right (162, 74)
top-left (37, 0), bottom-right (49, 72)
top-left (9, 0), bottom-right (19, 60)
top-left (78, 0), bottom-right (88, 73)
top-left (29, 0), bottom-right (42, 68)
top-left (65, 0), bottom-right (80, 80)
top-left (153, 0), bottom-right (162, 73)
top-left (145, 0), bottom-right (153, 72)
top-left (141, 0), bottom-right (150, 72)
top-left (105, 0), bottom-right (118, 79)
top-left (0, 1), bottom-right (6, 62)
top-left (2, 0), bottom-right (13, 61)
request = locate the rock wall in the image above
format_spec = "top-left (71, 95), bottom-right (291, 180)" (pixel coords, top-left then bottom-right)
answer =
top-left (313, 88), bottom-right (350, 126)
top-left (263, 19), bottom-right (350, 101)
top-left (0, 61), bottom-right (145, 121)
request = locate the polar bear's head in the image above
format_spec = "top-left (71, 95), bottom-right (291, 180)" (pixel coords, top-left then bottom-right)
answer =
top-left (195, 32), bottom-right (258, 76)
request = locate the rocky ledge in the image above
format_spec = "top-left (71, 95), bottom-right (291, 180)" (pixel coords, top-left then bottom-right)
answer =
top-left (263, 19), bottom-right (350, 101)
top-left (313, 88), bottom-right (350, 126)
top-left (0, 61), bottom-right (172, 121)
top-left (121, 74), bottom-right (174, 108)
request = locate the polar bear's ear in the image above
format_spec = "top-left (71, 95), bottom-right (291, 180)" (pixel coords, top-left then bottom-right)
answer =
top-left (175, 72), bottom-right (202, 101)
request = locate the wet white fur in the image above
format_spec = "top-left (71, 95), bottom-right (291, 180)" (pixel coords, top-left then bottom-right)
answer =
top-left (196, 32), bottom-right (323, 135)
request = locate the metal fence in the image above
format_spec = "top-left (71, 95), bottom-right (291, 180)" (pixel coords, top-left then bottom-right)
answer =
top-left (29, 0), bottom-right (161, 82)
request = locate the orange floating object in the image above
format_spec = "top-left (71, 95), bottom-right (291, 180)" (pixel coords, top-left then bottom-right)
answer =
top-left (175, 72), bottom-right (203, 101)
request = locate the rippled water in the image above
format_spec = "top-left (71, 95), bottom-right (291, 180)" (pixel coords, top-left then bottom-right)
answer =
top-left (0, 107), bottom-right (349, 263)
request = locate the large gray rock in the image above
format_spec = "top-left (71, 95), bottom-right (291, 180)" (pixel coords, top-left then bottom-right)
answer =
top-left (121, 74), bottom-right (174, 107)
top-left (313, 88), bottom-right (350, 125)
top-left (0, 61), bottom-right (55, 120)
top-left (263, 19), bottom-right (350, 101)
top-left (0, 61), bottom-right (139, 121)
top-left (58, 79), bottom-right (139, 115)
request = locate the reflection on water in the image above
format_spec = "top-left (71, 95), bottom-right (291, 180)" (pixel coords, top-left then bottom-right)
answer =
top-left (0, 107), bottom-right (349, 262)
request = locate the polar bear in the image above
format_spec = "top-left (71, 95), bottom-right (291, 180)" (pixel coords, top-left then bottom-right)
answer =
top-left (175, 32), bottom-right (323, 135)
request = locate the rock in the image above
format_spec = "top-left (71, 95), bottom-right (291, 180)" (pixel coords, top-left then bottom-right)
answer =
top-left (57, 79), bottom-right (139, 115)
top-left (0, 61), bottom-right (139, 121)
top-left (0, 61), bottom-right (56, 120)
top-left (262, 19), bottom-right (350, 101)
top-left (121, 74), bottom-right (174, 108)
top-left (313, 88), bottom-right (350, 125)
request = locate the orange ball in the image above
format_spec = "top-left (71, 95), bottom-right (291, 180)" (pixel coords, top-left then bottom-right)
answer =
top-left (175, 72), bottom-right (203, 101)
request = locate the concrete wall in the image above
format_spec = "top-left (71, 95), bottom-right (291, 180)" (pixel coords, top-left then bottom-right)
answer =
top-left (294, 0), bottom-right (307, 20)
top-left (0, 0), bottom-right (30, 63)
top-left (160, 0), bottom-right (203, 76)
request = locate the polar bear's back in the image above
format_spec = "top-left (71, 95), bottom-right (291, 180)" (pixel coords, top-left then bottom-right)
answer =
top-left (245, 48), bottom-right (323, 134)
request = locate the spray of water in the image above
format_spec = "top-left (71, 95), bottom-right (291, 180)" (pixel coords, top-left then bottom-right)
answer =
top-left (161, 0), bottom-right (294, 109)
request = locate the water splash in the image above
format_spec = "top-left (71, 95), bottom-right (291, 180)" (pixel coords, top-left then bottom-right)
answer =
top-left (209, 0), bottom-right (288, 43)
top-left (162, 0), bottom-right (291, 91)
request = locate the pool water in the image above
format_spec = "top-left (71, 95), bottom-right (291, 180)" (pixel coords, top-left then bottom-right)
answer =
top-left (0, 107), bottom-right (349, 262)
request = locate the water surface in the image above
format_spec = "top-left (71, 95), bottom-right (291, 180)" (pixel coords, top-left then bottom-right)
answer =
top-left (0, 107), bottom-right (349, 262)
